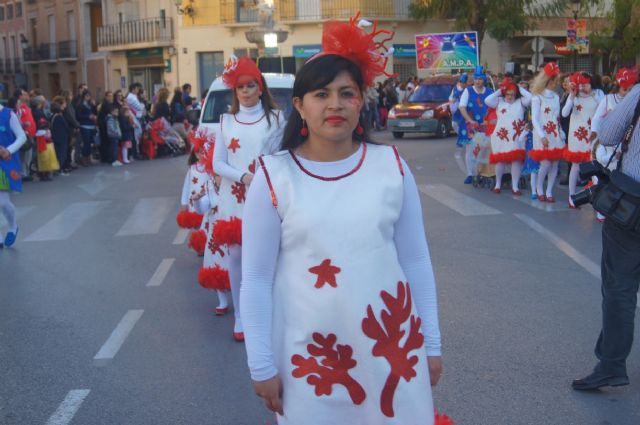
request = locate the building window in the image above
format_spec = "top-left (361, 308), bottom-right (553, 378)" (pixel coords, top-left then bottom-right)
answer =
top-left (233, 48), bottom-right (259, 59)
top-left (7, 4), bottom-right (13, 19)
top-left (16, 2), bottom-right (22, 17)
top-left (0, 7), bottom-right (5, 21)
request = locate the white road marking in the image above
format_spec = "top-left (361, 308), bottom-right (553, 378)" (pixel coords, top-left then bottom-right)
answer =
top-left (116, 197), bottom-right (174, 236)
top-left (419, 184), bottom-right (502, 216)
top-left (45, 389), bottom-right (91, 425)
top-left (514, 213), bottom-right (600, 279)
top-left (23, 201), bottom-right (108, 242)
top-left (78, 171), bottom-right (137, 196)
top-left (513, 195), bottom-right (570, 212)
top-left (146, 258), bottom-right (175, 287)
top-left (94, 310), bottom-right (144, 362)
top-left (172, 228), bottom-right (190, 245)
top-left (0, 206), bottom-right (34, 225)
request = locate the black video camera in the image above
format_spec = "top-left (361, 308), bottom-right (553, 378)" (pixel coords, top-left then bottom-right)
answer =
top-left (570, 161), bottom-right (610, 208)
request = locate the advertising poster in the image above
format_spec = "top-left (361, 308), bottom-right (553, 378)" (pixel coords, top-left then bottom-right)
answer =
top-left (567, 19), bottom-right (589, 54)
top-left (415, 31), bottom-right (479, 71)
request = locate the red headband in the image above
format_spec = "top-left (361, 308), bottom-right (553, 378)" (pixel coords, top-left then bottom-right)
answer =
top-left (500, 78), bottom-right (517, 95)
top-left (570, 72), bottom-right (590, 86)
top-left (543, 62), bottom-right (560, 78)
top-left (616, 68), bottom-right (637, 89)
top-left (310, 12), bottom-right (395, 86)
top-left (222, 56), bottom-right (264, 91)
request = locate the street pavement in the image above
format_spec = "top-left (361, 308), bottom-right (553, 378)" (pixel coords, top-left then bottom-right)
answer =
top-left (1, 131), bottom-right (639, 425)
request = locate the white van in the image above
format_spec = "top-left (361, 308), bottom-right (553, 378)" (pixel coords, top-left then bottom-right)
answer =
top-left (198, 73), bottom-right (295, 133)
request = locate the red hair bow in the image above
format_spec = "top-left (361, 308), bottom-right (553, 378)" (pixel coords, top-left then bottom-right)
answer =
top-left (616, 68), bottom-right (637, 89)
top-left (313, 12), bottom-right (395, 86)
top-left (543, 62), bottom-right (560, 78)
top-left (500, 78), bottom-right (517, 95)
top-left (222, 55), bottom-right (264, 91)
top-left (570, 72), bottom-right (590, 86)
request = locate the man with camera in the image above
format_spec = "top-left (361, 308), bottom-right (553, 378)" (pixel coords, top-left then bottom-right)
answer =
top-left (572, 81), bottom-right (640, 391)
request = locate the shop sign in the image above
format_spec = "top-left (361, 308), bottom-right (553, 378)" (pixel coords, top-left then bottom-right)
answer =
top-left (415, 32), bottom-right (479, 71)
top-left (292, 44), bottom-right (321, 59)
top-left (126, 48), bottom-right (164, 58)
top-left (393, 44), bottom-right (416, 58)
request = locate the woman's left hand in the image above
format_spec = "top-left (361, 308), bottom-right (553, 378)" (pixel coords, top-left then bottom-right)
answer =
top-left (427, 356), bottom-right (443, 386)
top-left (0, 147), bottom-right (10, 160)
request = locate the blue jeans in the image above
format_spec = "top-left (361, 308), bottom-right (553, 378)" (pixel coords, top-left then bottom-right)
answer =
top-left (109, 137), bottom-right (120, 163)
top-left (79, 127), bottom-right (96, 157)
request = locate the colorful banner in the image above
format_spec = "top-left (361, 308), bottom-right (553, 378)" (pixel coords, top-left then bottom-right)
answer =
top-left (567, 19), bottom-right (589, 54)
top-left (415, 32), bottom-right (479, 71)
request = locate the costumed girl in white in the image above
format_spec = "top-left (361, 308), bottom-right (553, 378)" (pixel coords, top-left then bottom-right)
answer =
top-left (562, 72), bottom-right (604, 208)
top-left (484, 77), bottom-right (532, 195)
top-left (240, 15), bottom-right (444, 425)
top-left (589, 68), bottom-right (637, 221)
top-left (212, 56), bottom-right (285, 341)
top-left (528, 62), bottom-right (565, 202)
top-left (177, 143), bottom-right (209, 231)
top-left (0, 103), bottom-right (27, 248)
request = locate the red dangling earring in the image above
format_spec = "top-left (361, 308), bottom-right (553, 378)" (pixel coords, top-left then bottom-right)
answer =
top-left (300, 119), bottom-right (309, 137)
top-left (355, 123), bottom-right (364, 135)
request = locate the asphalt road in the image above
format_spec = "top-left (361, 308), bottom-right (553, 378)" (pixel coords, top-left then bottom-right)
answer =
top-left (1, 131), bottom-right (639, 425)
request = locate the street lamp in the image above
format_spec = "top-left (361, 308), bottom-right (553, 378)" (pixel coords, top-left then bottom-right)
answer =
top-left (174, 0), bottom-right (195, 19)
top-left (571, 0), bottom-right (581, 72)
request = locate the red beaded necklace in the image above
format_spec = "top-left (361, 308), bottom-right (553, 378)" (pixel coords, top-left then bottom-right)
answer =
top-left (290, 143), bottom-right (367, 182)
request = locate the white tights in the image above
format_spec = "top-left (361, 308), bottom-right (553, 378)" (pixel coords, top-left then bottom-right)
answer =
top-left (228, 245), bottom-right (243, 333)
top-left (121, 147), bottom-right (130, 164)
top-left (537, 160), bottom-right (559, 197)
top-left (494, 161), bottom-right (523, 191)
top-left (569, 162), bottom-right (581, 196)
top-left (530, 172), bottom-right (538, 195)
top-left (216, 290), bottom-right (229, 309)
top-left (0, 191), bottom-right (17, 237)
top-left (465, 145), bottom-right (476, 177)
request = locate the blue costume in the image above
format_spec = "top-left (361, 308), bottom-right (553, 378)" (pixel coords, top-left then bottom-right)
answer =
top-left (0, 107), bottom-right (23, 193)
top-left (522, 106), bottom-right (539, 176)
top-left (459, 66), bottom-right (493, 146)
top-left (452, 74), bottom-right (469, 147)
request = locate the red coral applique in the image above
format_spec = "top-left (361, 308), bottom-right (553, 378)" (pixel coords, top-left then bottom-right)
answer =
top-left (574, 126), bottom-right (589, 143)
top-left (500, 108), bottom-right (507, 114)
top-left (212, 206), bottom-right (219, 215)
top-left (496, 127), bottom-right (509, 141)
top-left (309, 259), bottom-right (341, 289)
top-left (192, 176), bottom-right (198, 185)
top-left (362, 281), bottom-right (425, 418)
top-left (544, 107), bottom-right (551, 114)
top-left (231, 182), bottom-right (246, 203)
top-left (291, 332), bottom-right (366, 405)
top-left (228, 137), bottom-right (241, 153)
top-left (576, 104), bottom-right (583, 112)
top-left (208, 237), bottom-right (225, 257)
top-left (543, 121), bottom-right (558, 137)
top-left (512, 120), bottom-right (526, 140)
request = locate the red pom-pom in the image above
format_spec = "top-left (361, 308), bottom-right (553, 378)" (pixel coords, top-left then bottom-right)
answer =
top-left (198, 265), bottom-right (230, 290)
top-left (213, 217), bottom-right (242, 246)
top-left (316, 12), bottom-right (395, 87)
top-left (188, 230), bottom-right (207, 256)
top-left (222, 56), bottom-right (263, 91)
top-left (176, 210), bottom-right (204, 229)
top-left (435, 412), bottom-right (454, 425)
top-left (564, 149), bottom-right (591, 164)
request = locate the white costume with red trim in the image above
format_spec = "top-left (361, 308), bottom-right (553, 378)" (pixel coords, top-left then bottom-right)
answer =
top-left (259, 143), bottom-right (434, 425)
top-left (530, 90), bottom-right (564, 161)
top-left (489, 98), bottom-right (527, 164)
top-left (196, 179), bottom-right (230, 290)
top-left (565, 93), bottom-right (599, 163)
top-left (181, 164), bottom-right (209, 213)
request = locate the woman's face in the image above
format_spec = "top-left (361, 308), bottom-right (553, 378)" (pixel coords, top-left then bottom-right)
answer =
top-left (562, 77), bottom-right (571, 91)
top-left (504, 89), bottom-right (516, 103)
top-left (105, 92), bottom-right (113, 103)
top-left (474, 78), bottom-right (485, 89)
top-left (294, 70), bottom-right (363, 145)
top-left (547, 76), bottom-right (558, 90)
top-left (235, 79), bottom-right (262, 108)
top-left (619, 85), bottom-right (630, 96)
top-left (579, 83), bottom-right (592, 94)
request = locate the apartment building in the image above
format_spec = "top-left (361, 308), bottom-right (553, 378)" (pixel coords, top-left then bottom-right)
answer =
top-left (0, 0), bottom-right (27, 99)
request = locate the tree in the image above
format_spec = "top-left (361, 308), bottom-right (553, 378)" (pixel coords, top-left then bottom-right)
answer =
top-left (588, 0), bottom-right (640, 74)
top-left (409, 0), bottom-right (568, 56)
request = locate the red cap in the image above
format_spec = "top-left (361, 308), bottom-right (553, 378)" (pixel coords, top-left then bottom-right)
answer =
top-left (222, 56), bottom-right (263, 91)
top-left (616, 68), bottom-right (637, 89)
top-left (543, 62), bottom-right (560, 78)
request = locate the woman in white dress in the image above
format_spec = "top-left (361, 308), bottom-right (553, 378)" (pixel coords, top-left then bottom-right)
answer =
top-left (240, 15), bottom-right (445, 425)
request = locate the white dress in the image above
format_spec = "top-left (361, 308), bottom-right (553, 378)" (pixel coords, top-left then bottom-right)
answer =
top-left (177, 163), bottom-right (210, 229)
top-left (489, 98), bottom-right (527, 164)
top-left (530, 90), bottom-right (565, 162)
top-left (259, 143), bottom-right (434, 425)
top-left (565, 93), bottom-right (599, 163)
top-left (196, 179), bottom-right (229, 290)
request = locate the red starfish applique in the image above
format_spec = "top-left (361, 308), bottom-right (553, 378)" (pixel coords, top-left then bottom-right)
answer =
top-left (228, 138), bottom-right (241, 153)
top-left (309, 259), bottom-right (341, 289)
top-left (473, 143), bottom-right (481, 158)
top-left (543, 121), bottom-right (558, 137)
top-left (576, 104), bottom-right (583, 112)
top-left (248, 159), bottom-right (257, 174)
top-left (231, 182), bottom-right (246, 203)
top-left (496, 127), bottom-right (509, 141)
top-left (500, 108), bottom-right (507, 114)
top-left (544, 107), bottom-right (551, 114)
top-left (212, 206), bottom-right (219, 215)
top-left (192, 177), bottom-right (198, 185)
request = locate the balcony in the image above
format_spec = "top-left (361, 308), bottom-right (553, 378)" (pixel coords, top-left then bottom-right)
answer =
top-left (97, 17), bottom-right (174, 51)
top-left (38, 43), bottom-right (57, 61)
top-left (23, 46), bottom-right (39, 62)
top-left (3, 58), bottom-right (11, 74)
top-left (58, 40), bottom-right (78, 60)
top-left (13, 57), bottom-right (23, 73)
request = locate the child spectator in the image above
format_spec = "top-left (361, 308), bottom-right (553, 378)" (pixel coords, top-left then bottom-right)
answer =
top-left (50, 97), bottom-right (71, 175)
top-left (106, 105), bottom-right (123, 167)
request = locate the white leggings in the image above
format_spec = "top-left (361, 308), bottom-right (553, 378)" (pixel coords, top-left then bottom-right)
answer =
top-left (454, 145), bottom-right (476, 177)
top-left (537, 160), bottom-right (559, 198)
top-left (0, 191), bottom-right (17, 236)
top-left (494, 161), bottom-right (523, 191)
top-left (569, 162), bottom-right (582, 196)
top-left (228, 245), bottom-right (243, 333)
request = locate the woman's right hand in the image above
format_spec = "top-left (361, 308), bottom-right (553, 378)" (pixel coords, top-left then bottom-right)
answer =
top-left (253, 376), bottom-right (283, 415)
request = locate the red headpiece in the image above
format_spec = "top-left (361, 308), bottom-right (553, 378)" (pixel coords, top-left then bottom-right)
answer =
top-left (543, 62), bottom-right (560, 78)
top-left (310, 12), bottom-right (395, 86)
top-left (616, 68), bottom-right (637, 89)
top-left (189, 129), bottom-right (216, 176)
top-left (499, 78), bottom-right (517, 96)
top-left (570, 72), bottom-right (590, 86)
top-left (222, 55), bottom-right (264, 91)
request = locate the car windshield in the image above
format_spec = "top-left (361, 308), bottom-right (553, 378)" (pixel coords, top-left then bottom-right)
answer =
top-left (201, 88), bottom-right (294, 124)
top-left (408, 84), bottom-right (453, 103)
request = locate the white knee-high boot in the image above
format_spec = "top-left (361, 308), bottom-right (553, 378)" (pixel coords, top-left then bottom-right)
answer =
top-left (227, 245), bottom-right (243, 333)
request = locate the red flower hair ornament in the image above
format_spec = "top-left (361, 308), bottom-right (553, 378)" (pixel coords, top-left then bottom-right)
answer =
top-left (570, 72), bottom-right (590, 86)
top-left (308, 12), bottom-right (396, 87)
top-left (543, 62), bottom-right (560, 78)
top-left (222, 55), bottom-right (264, 91)
top-left (616, 68), bottom-right (637, 89)
top-left (500, 78), bottom-right (517, 96)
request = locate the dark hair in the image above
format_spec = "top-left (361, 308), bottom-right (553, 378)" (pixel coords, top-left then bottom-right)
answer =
top-left (50, 102), bottom-right (63, 114)
top-left (281, 54), bottom-right (370, 151)
top-left (7, 96), bottom-right (18, 109)
top-left (229, 74), bottom-right (278, 127)
top-left (171, 87), bottom-right (184, 105)
top-left (128, 82), bottom-right (142, 92)
top-left (188, 150), bottom-right (198, 165)
top-left (182, 83), bottom-right (191, 91)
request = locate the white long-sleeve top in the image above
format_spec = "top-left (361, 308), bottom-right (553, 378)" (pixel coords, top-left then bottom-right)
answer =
top-left (0, 106), bottom-right (27, 154)
top-left (240, 146), bottom-right (442, 381)
top-left (561, 89), bottom-right (605, 118)
top-left (126, 92), bottom-right (145, 119)
top-left (180, 171), bottom-right (191, 206)
top-left (213, 103), bottom-right (285, 183)
top-left (531, 89), bottom-right (560, 139)
top-left (484, 86), bottom-right (532, 109)
top-left (590, 93), bottom-right (626, 135)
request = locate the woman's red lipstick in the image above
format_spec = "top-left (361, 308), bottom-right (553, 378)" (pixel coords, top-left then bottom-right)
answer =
top-left (325, 116), bottom-right (346, 124)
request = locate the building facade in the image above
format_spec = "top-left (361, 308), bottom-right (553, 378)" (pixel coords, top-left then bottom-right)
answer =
top-left (0, 0), bottom-right (27, 99)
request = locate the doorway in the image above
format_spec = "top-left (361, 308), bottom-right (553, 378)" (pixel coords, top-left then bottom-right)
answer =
top-left (129, 67), bottom-right (164, 96)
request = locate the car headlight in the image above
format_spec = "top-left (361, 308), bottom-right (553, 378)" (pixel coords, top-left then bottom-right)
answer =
top-left (388, 108), bottom-right (396, 119)
top-left (421, 110), bottom-right (434, 119)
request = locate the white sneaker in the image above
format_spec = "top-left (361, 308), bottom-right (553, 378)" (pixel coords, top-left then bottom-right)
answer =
top-left (112, 160), bottom-right (123, 167)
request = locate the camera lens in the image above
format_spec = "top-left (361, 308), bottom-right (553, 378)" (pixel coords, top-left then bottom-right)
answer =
top-left (571, 188), bottom-right (593, 208)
